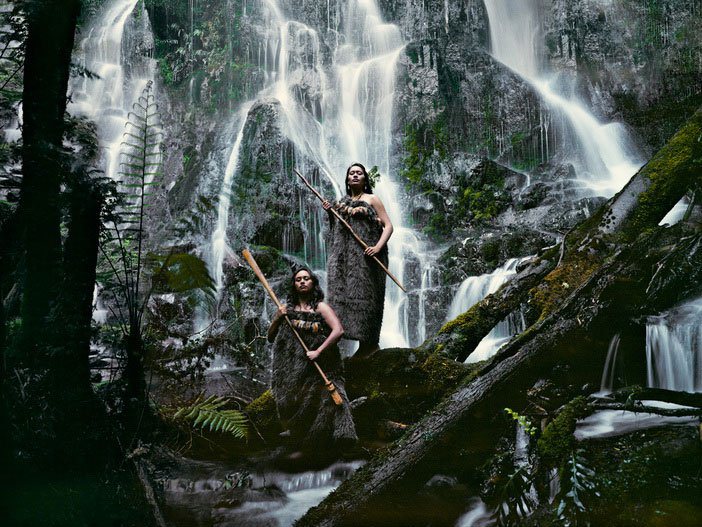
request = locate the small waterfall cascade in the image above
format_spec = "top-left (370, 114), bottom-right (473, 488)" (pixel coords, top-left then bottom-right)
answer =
top-left (69, 0), bottom-right (157, 184)
top-left (659, 196), bottom-right (691, 226)
top-left (646, 296), bottom-right (702, 392)
top-left (446, 258), bottom-right (528, 363)
top-left (446, 258), bottom-right (524, 320)
top-left (455, 498), bottom-right (492, 527)
top-left (483, 0), bottom-right (643, 196)
top-left (241, 462), bottom-right (362, 527)
top-left (205, 0), bottom-right (433, 349)
top-left (205, 104), bottom-right (253, 309)
top-left (598, 333), bottom-right (621, 394)
top-left (466, 309), bottom-right (526, 364)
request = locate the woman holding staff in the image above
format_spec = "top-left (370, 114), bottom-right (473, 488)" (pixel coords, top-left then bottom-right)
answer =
top-left (267, 266), bottom-right (357, 450)
top-left (323, 162), bottom-right (394, 358)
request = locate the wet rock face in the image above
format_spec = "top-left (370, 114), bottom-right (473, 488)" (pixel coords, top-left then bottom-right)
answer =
top-left (391, 0), bottom-right (545, 170)
top-left (544, 0), bottom-right (702, 150)
top-left (436, 226), bottom-right (554, 284)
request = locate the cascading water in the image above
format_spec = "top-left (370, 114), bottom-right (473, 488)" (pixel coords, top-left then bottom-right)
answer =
top-left (204, 0), bottom-right (433, 349)
top-left (483, 0), bottom-right (643, 196)
top-left (69, 0), bottom-right (159, 379)
top-left (598, 333), bottom-right (621, 394)
top-left (69, 0), bottom-right (157, 184)
top-left (646, 296), bottom-right (702, 392)
top-left (446, 258), bottom-right (528, 363)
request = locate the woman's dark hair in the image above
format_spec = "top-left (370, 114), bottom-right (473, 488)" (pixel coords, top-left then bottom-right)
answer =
top-left (287, 266), bottom-right (324, 309)
top-left (345, 162), bottom-right (373, 196)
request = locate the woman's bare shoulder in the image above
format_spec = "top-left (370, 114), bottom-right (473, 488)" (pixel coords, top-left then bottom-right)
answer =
top-left (365, 194), bottom-right (384, 206)
top-left (316, 301), bottom-right (331, 312)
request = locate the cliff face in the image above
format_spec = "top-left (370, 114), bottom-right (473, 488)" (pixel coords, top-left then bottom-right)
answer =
top-left (141, 0), bottom-right (701, 364)
top-left (150, 0), bottom-right (701, 233)
top-left (544, 0), bottom-right (702, 151)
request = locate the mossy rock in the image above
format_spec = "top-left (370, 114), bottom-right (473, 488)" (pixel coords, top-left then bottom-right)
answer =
top-left (346, 348), bottom-right (477, 429)
top-left (537, 395), bottom-right (591, 467)
top-left (244, 389), bottom-right (280, 439)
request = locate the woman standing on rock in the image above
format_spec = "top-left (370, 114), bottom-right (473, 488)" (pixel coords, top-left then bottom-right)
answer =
top-left (267, 267), bottom-right (357, 451)
top-left (323, 162), bottom-right (394, 358)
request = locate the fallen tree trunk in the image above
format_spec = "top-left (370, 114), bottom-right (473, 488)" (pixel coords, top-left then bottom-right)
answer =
top-left (296, 251), bottom-right (623, 527)
top-left (296, 108), bottom-right (702, 527)
top-left (605, 387), bottom-right (702, 408)
top-left (425, 256), bottom-right (555, 362)
top-left (590, 402), bottom-right (702, 417)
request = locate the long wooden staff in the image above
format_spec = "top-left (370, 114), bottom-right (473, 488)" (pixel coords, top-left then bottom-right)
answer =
top-left (294, 169), bottom-right (407, 293)
top-left (242, 249), bottom-right (343, 406)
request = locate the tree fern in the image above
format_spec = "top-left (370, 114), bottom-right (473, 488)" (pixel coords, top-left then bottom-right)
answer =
top-left (171, 394), bottom-right (248, 439)
top-left (97, 81), bottom-right (215, 399)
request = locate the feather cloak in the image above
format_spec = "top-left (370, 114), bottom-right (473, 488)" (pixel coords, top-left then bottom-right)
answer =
top-left (270, 309), bottom-right (357, 449)
top-left (326, 197), bottom-right (388, 343)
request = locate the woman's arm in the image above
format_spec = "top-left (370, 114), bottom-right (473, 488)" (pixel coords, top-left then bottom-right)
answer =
top-left (267, 305), bottom-right (288, 343)
top-left (306, 302), bottom-right (344, 361)
top-left (365, 195), bottom-right (393, 256)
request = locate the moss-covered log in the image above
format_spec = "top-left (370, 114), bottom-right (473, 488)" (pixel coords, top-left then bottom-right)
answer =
top-left (424, 256), bottom-right (555, 362)
top-left (295, 109), bottom-right (702, 527)
top-left (601, 106), bottom-right (702, 238)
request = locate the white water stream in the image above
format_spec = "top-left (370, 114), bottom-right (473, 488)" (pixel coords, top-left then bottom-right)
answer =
top-left (69, 0), bottom-right (157, 184)
top-left (484, 0), bottom-right (643, 196)
top-left (646, 296), bottom-right (702, 393)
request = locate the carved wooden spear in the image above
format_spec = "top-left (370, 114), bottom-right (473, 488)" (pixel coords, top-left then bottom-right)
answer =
top-left (242, 249), bottom-right (343, 406)
top-left (294, 169), bottom-right (407, 293)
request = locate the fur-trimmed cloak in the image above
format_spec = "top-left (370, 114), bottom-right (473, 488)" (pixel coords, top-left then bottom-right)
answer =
top-left (270, 309), bottom-right (357, 449)
top-left (326, 197), bottom-right (388, 343)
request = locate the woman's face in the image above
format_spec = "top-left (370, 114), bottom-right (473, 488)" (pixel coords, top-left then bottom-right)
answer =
top-left (294, 270), bottom-right (313, 294)
top-left (347, 165), bottom-right (366, 188)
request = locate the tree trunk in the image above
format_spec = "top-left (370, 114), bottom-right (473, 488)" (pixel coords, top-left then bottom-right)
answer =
top-left (59, 175), bottom-right (103, 388)
top-left (295, 107), bottom-right (702, 527)
top-left (18, 0), bottom-right (81, 359)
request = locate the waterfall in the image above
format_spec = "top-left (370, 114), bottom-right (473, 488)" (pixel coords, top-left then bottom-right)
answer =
top-left (205, 0), bottom-right (433, 348)
top-left (598, 333), bottom-right (621, 394)
top-left (69, 0), bottom-right (157, 184)
top-left (646, 297), bottom-right (702, 392)
top-left (69, 1), bottom-right (158, 349)
top-left (446, 258), bottom-right (528, 363)
top-left (206, 104), bottom-right (253, 309)
top-left (659, 196), bottom-right (690, 226)
top-left (483, 0), bottom-right (643, 196)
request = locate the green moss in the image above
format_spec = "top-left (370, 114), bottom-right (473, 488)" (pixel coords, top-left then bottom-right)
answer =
top-left (530, 251), bottom-right (599, 320)
top-left (537, 396), bottom-right (591, 467)
top-left (420, 351), bottom-right (469, 393)
top-left (244, 389), bottom-right (279, 437)
top-left (439, 305), bottom-right (482, 336)
top-left (622, 107), bottom-right (702, 239)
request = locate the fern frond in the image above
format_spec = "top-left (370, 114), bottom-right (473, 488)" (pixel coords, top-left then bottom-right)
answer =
top-left (553, 449), bottom-right (599, 526)
top-left (492, 465), bottom-right (536, 527)
top-left (170, 395), bottom-right (248, 439)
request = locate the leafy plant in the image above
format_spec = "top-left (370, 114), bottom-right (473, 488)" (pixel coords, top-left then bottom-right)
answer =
top-left (492, 465), bottom-right (536, 527)
top-left (171, 394), bottom-right (248, 438)
top-left (368, 165), bottom-right (381, 189)
top-left (504, 407), bottom-right (538, 436)
top-left (553, 449), bottom-right (600, 526)
top-left (98, 81), bottom-right (215, 399)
